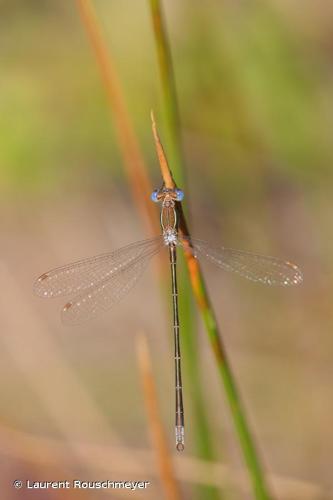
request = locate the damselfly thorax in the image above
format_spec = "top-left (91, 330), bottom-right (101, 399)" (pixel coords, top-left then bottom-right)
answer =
top-left (152, 186), bottom-right (182, 246)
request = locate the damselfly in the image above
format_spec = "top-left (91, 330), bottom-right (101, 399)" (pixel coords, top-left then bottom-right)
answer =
top-left (34, 186), bottom-right (303, 451)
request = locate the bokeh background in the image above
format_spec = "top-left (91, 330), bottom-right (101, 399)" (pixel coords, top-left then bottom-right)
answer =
top-left (1, 0), bottom-right (333, 499)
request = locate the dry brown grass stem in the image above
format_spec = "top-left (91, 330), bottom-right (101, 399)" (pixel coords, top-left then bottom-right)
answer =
top-left (76, 0), bottom-right (159, 236)
top-left (0, 422), bottom-right (327, 499)
top-left (136, 333), bottom-right (182, 500)
top-left (151, 110), bottom-right (175, 189)
top-left (0, 263), bottom-right (141, 479)
top-left (150, 112), bottom-right (273, 499)
top-left (150, 112), bottom-right (203, 279)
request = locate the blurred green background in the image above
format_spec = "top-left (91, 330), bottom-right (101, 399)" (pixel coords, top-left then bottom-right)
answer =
top-left (1, 1), bottom-right (333, 499)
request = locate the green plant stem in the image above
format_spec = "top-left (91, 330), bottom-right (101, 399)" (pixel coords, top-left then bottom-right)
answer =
top-left (76, 0), bottom-right (159, 236)
top-left (151, 113), bottom-right (273, 499)
top-left (149, 4), bottom-right (219, 498)
top-left (187, 259), bottom-right (272, 500)
top-left (178, 210), bottom-right (272, 500)
top-left (149, 0), bottom-right (184, 187)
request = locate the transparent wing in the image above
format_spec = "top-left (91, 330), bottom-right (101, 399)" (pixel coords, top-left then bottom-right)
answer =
top-left (61, 239), bottom-right (163, 325)
top-left (34, 237), bottom-right (163, 299)
top-left (34, 236), bottom-right (164, 325)
top-left (181, 237), bottom-right (303, 286)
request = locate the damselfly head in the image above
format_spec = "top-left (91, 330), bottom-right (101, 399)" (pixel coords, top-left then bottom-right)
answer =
top-left (151, 187), bottom-right (184, 203)
top-left (151, 189), bottom-right (160, 202)
top-left (175, 189), bottom-right (184, 201)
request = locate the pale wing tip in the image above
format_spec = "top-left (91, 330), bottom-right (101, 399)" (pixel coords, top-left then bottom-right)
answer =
top-left (261, 264), bottom-right (303, 286)
top-left (290, 261), bottom-right (303, 283)
top-left (284, 263), bottom-right (303, 286)
top-left (294, 269), bottom-right (303, 285)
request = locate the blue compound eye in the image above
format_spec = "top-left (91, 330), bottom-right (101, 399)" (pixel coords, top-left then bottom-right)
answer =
top-left (151, 190), bottom-right (159, 202)
top-left (175, 189), bottom-right (184, 201)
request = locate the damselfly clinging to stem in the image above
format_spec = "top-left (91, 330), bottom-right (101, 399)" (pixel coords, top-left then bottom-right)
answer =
top-left (34, 183), bottom-right (303, 452)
